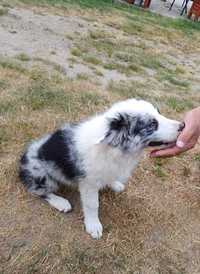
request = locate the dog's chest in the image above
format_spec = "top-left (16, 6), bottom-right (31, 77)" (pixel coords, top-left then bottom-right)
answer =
top-left (86, 146), bottom-right (141, 185)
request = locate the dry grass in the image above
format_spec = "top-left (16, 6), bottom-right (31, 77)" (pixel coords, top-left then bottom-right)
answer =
top-left (1, 1), bottom-right (200, 273)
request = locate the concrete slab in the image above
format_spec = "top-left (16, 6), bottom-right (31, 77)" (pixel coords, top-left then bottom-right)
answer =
top-left (149, 0), bottom-right (192, 18)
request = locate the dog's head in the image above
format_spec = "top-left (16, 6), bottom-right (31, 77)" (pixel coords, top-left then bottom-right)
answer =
top-left (98, 99), bottom-right (184, 152)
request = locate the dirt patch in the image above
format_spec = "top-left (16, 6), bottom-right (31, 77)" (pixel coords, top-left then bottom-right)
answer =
top-left (0, 6), bottom-right (138, 87)
top-left (0, 7), bottom-right (94, 75)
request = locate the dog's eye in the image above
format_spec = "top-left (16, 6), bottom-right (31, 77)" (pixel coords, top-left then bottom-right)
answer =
top-left (150, 119), bottom-right (158, 130)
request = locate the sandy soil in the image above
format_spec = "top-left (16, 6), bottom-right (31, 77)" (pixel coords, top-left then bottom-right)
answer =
top-left (0, 6), bottom-right (138, 87)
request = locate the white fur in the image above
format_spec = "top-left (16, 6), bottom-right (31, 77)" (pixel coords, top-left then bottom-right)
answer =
top-left (46, 193), bottom-right (72, 212)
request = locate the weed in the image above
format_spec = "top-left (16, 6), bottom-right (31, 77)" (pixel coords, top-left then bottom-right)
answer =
top-left (166, 97), bottom-right (193, 112)
top-left (0, 58), bottom-right (26, 73)
top-left (83, 55), bottom-right (102, 66)
top-left (157, 70), bottom-right (190, 88)
top-left (153, 165), bottom-right (167, 178)
top-left (76, 73), bottom-right (90, 80)
top-left (141, 56), bottom-right (163, 70)
top-left (93, 68), bottom-right (104, 76)
top-left (71, 48), bottom-right (82, 57)
top-left (193, 154), bottom-right (200, 161)
top-left (65, 34), bottom-right (74, 40)
top-left (89, 30), bottom-right (108, 40)
top-left (15, 53), bottom-right (30, 62)
top-left (175, 65), bottom-right (186, 74)
top-left (0, 6), bottom-right (8, 16)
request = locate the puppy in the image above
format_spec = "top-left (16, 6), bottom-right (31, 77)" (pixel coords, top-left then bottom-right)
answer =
top-left (19, 99), bottom-right (184, 239)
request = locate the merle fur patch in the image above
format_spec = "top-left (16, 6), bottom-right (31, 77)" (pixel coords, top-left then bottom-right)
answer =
top-left (38, 127), bottom-right (85, 181)
top-left (103, 113), bottom-right (159, 150)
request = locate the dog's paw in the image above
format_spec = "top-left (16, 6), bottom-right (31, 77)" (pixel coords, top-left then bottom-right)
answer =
top-left (46, 194), bottom-right (72, 213)
top-left (111, 181), bottom-right (125, 193)
top-left (85, 219), bottom-right (103, 239)
top-left (54, 198), bottom-right (72, 213)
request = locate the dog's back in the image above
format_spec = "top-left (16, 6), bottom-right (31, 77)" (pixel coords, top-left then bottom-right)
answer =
top-left (19, 124), bottom-right (85, 197)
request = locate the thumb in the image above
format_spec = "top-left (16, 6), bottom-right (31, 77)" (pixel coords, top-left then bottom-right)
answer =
top-left (176, 128), bottom-right (193, 149)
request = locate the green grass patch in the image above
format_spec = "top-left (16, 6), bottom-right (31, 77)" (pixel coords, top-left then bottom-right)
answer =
top-left (124, 8), bottom-right (200, 35)
top-left (0, 100), bottom-right (17, 115)
top-left (22, 83), bottom-right (69, 111)
top-left (153, 158), bottom-right (168, 178)
top-left (157, 70), bottom-right (190, 88)
top-left (16, 0), bottom-right (200, 35)
top-left (168, 77), bottom-right (189, 88)
top-left (78, 34), bottom-right (166, 75)
top-left (193, 154), bottom-right (200, 161)
top-left (108, 80), bottom-right (152, 100)
top-left (175, 65), bottom-right (186, 74)
top-left (166, 96), bottom-right (193, 113)
top-left (141, 56), bottom-right (164, 70)
top-left (32, 58), bottom-right (66, 74)
top-left (89, 38), bottom-right (116, 58)
top-left (127, 63), bottom-right (141, 72)
top-left (0, 79), bottom-right (9, 89)
top-left (92, 67), bottom-right (104, 76)
top-left (71, 48), bottom-right (82, 57)
top-left (19, 0), bottom-right (114, 10)
top-left (65, 34), bottom-right (74, 40)
top-left (4, 73), bottom-right (108, 115)
top-left (76, 73), bottom-right (90, 80)
top-left (0, 66), bottom-right (109, 118)
top-left (153, 165), bottom-right (167, 178)
top-left (0, 58), bottom-right (27, 73)
top-left (89, 30), bottom-right (108, 40)
top-left (78, 91), bottom-right (108, 107)
top-left (122, 20), bottom-right (144, 35)
top-left (103, 61), bottom-right (141, 75)
top-left (83, 55), bottom-right (102, 65)
top-left (114, 52), bottom-right (133, 63)
top-left (0, 6), bottom-right (8, 16)
top-left (15, 53), bottom-right (31, 62)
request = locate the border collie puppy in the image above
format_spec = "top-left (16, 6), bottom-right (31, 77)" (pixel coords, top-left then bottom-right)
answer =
top-left (19, 99), bottom-right (184, 239)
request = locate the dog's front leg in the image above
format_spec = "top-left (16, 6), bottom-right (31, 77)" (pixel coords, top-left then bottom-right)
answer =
top-left (110, 181), bottom-right (125, 193)
top-left (79, 182), bottom-right (102, 239)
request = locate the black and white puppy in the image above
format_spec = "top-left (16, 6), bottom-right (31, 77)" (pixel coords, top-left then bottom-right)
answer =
top-left (19, 99), bottom-right (184, 239)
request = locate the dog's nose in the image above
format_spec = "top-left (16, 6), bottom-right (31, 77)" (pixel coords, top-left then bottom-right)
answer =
top-left (178, 122), bottom-right (185, 132)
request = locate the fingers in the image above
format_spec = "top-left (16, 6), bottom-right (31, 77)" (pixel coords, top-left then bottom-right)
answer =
top-left (176, 123), bottom-right (194, 149)
top-left (150, 146), bottom-right (184, 158)
top-left (150, 134), bottom-right (198, 158)
top-left (177, 126), bottom-right (199, 150)
top-left (150, 106), bottom-right (200, 158)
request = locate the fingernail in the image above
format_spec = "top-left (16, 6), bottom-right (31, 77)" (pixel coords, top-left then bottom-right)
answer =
top-left (176, 140), bottom-right (185, 148)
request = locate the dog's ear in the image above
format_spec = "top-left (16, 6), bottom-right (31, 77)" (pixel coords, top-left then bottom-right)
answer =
top-left (97, 113), bottom-right (137, 148)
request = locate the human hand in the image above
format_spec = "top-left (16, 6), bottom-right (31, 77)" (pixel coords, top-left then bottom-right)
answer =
top-left (150, 107), bottom-right (200, 158)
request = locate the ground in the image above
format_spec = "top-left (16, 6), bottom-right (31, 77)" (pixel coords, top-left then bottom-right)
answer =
top-left (1, 0), bottom-right (200, 273)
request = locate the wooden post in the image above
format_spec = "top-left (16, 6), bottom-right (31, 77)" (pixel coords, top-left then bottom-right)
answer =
top-left (188, 0), bottom-right (200, 20)
top-left (126, 0), bottom-right (135, 3)
top-left (143, 0), bottom-right (151, 8)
